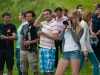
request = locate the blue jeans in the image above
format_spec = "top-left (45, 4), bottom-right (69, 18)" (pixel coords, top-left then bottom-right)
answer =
top-left (79, 52), bottom-right (99, 75)
top-left (16, 48), bottom-right (22, 75)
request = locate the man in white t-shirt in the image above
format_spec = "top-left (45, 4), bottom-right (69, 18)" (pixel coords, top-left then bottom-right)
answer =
top-left (34, 9), bottom-right (58, 75)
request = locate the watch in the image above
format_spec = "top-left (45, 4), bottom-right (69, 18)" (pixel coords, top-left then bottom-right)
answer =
top-left (6, 36), bottom-right (8, 39)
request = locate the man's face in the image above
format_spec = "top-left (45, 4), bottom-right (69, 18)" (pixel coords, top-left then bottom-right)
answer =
top-left (43, 11), bottom-right (52, 21)
top-left (19, 13), bottom-right (23, 21)
top-left (94, 4), bottom-right (98, 11)
top-left (78, 6), bottom-right (83, 10)
top-left (26, 13), bottom-right (34, 23)
top-left (55, 10), bottom-right (62, 17)
top-left (3, 15), bottom-right (10, 24)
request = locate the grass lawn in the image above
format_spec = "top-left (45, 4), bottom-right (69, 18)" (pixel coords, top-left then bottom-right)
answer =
top-left (3, 47), bottom-right (94, 75)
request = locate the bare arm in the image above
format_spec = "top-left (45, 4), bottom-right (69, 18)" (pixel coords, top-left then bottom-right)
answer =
top-left (34, 12), bottom-right (44, 27)
top-left (89, 22), bottom-right (96, 35)
top-left (38, 31), bottom-right (58, 40)
top-left (20, 35), bottom-right (24, 50)
top-left (89, 22), bottom-right (100, 36)
top-left (1, 33), bottom-right (16, 40)
top-left (43, 32), bottom-right (58, 40)
top-left (24, 38), bottom-right (40, 46)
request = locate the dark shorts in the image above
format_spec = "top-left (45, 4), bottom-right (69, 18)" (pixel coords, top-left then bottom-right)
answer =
top-left (0, 48), bottom-right (14, 70)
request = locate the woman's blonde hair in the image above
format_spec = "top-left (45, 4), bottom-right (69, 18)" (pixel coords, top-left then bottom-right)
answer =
top-left (71, 10), bottom-right (82, 35)
top-left (82, 9), bottom-right (92, 22)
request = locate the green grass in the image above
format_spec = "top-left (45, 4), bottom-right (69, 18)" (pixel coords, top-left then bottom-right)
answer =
top-left (0, 0), bottom-right (100, 26)
top-left (1, 0), bottom-right (100, 75)
top-left (4, 50), bottom-right (94, 75)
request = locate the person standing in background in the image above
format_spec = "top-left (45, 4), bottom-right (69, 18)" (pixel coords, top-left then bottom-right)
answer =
top-left (76, 4), bottom-right (83, 10)
top-left (79, 9), bottom-right (99, 75)
top-left (16, 11), bottom-right (28, 75)
top-left (93, 3), bottom-right (99, 15)
top-left (89, 4), bottom-right (100, 67)
top-left (63, 8), bottom-right (68, 17)
top-left (0, 12), bottom-right (16, 75)
top-left (54, 7), bottom-right (68, 68)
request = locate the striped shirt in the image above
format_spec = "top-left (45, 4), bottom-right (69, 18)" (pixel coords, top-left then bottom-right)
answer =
top-left (39, 19), bottom-right (58, 49)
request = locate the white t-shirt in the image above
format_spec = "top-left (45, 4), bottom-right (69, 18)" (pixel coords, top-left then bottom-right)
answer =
top-left (39, 19), bottom-right (58, 49)
top-left (64, 29), bottom-right (79, 51)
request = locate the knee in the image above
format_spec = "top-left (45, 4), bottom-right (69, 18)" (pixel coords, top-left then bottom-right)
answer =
top-left (72, 72), bottom-right (78, 75)
top-left (22, 72), bottom-right (27, 75)
top-left (55, 72), bottom-right (62, 75)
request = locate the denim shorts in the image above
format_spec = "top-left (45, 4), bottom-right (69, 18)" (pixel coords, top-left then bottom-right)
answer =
top-left (39, 47), bottom-right (55, 72)
top-left (61, 50), bottom-right (81, 60)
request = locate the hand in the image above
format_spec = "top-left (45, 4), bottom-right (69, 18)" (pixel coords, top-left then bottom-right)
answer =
top-left (37, 31), bottom-right (44, 36)
top-left (24, 41), bottom-right (31, 46)
top-left (84, 51), bottom-right (88, 57)
top-left (91, 32), bottom-right (96, 36)
top-left (67, 20), bottom-right (72, 28)
top-left (0, 35), bottom-right (7, 39)
top-left (41, 9), bottom-right (45, 16)
top-left (90, 35), bottom-right (97, 41)
top-left (63, 25), bottom-right (67, 28)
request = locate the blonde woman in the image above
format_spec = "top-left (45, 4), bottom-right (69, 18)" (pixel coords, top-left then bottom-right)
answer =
top-left (79, 9), bottom-right (99, 75)
top-left (55, 11), bottom-right (84, 75)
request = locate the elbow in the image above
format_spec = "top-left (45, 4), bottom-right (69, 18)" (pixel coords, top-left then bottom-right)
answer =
top-left (34, 22), bottom-right (40, 27)
top-left (34, 23), bottom-right (37, 27)
top-left (13, 36), bottom-right (16, 40)
top-left (54, 37), bottom-right (58, 40)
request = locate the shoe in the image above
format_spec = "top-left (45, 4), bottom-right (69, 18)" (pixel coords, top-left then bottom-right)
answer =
top-left (3, 73), bottom-right (7, 75)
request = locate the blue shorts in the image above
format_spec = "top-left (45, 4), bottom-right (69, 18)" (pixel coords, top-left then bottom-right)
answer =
top-left (39, 47), bottom-right (55, 72)
top-left (61, 50), bottom-right (81, 60)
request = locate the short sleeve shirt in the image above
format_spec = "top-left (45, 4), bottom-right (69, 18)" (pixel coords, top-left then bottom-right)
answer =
top-left (39, 19), bottom-right (59, 49)
top-left (0, 23), bottom-right (16, 48)
top-left (20, 23), bottom-right (39, 51)
top-left (92, 15), bottom-right (100, 39)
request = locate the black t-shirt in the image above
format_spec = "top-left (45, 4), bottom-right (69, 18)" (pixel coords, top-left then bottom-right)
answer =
top-left (0, 23), bottom-right (16, 49)
top-left (92, 14), bottom-right (100, 39)
top-left (20, 22), bottom-right (39, 52)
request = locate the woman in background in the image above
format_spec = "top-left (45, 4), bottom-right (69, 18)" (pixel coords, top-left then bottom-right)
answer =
top-left (79, 9), bottom-right (99, 75)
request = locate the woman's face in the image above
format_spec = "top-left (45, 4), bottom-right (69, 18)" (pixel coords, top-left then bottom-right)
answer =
top-left (87, 15), bottom-right (92, 21)
top-left (68, 13), bottom-right (74, 24)
top-left (97, 8), bottom-right (100, 14)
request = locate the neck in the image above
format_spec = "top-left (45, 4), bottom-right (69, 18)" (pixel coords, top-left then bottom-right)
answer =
top-left (28, 21), bottom-right (33, 24)
top-left (46, 18), bottom-right (52, 22)
top-left (86, 21), bottom-right (91, 26)
top-left (57, 15), bottom-right (63, 20)
top-left (22, 19), bottom-right (27, 23)
top-left (4, 22), bottom-right (10, 25)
